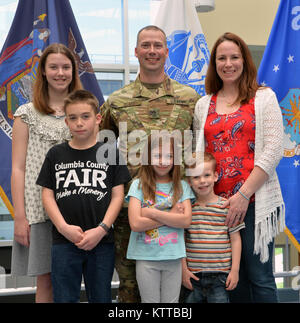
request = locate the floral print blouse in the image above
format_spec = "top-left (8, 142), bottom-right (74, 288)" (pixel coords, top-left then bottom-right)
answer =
top-left (204, 94), bottom-right (256, 200)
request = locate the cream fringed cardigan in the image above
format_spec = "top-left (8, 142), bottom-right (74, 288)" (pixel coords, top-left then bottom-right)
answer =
top-left (193, 87), bottom-right (285, 263)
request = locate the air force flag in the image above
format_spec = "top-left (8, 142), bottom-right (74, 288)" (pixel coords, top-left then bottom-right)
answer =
top-left (154, 0), bottom-right (210, 96)
top-left (258, 0), bottom-right (300, 251)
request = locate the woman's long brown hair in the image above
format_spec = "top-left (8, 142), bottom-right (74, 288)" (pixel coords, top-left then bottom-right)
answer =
top-left (205, 32), bottom-right (261, 104)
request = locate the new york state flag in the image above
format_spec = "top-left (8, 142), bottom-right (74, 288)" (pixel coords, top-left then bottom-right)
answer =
top-left (258, 0), bottom-right (300, 251)
top-left (0, 0), bottom-right (103, 222)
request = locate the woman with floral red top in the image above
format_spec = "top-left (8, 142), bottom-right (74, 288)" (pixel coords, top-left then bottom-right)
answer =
top-left (205, 95), bottom-right (256, 202)
top-left (193, 32), bottom-right (284, 303)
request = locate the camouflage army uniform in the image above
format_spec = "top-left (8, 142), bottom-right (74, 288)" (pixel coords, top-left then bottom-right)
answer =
top-left (100, 75), bottom-right (199, 303)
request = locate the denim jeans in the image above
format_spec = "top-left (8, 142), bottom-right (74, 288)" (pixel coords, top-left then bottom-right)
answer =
top-left (184, 272), bottom-right (229, 303)
top-left (51, 242), bottom-right (115, 303)
top-left (229, 202), bottom-right (278, 303)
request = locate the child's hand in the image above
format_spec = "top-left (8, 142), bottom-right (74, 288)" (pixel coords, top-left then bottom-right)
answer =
top-left (75, 227), bottom-right (106, 251)
top-left (171, 202), bottom-right (184, 214)
top-left (225, 270), bottom-right (239, 290)
top-left (60, 224), bottom-right (84, 244)
top-left (182, 268), bottom-right (199, 290)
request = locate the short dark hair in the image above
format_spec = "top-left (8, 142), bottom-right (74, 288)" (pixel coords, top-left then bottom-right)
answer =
top-left (136, 25), bottom-right (167, 46)
top-left (64, 89), bottom-right (99, 114)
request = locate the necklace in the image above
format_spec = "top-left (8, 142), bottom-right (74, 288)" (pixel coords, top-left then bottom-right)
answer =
top-left (50, 105), bottom-right (65, 118)
top-left (52, 106), bottom-right (64, 113)
top-left (48, 107), bottom-right (65, 119)
top-left (219, 90), bottom-right (238, 107)
top-left (49, 114), bottom-right (65, 119)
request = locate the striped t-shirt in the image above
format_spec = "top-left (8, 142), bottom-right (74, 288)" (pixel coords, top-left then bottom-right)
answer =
top-left (185, 198), bottom-right (245, 273)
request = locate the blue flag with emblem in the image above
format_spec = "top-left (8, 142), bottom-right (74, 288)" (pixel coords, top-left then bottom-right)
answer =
top-left (0, 0), bottom-right (103, 219)
top-left (258, 0), bottom-right (300, 252)
top-left (154, 0), bottom-right (210, 96)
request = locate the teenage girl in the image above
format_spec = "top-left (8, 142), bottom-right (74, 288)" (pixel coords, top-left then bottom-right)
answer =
top-left (126, 133), bottom-right (194, 303)
top-left (11, 43), bottom-right (82, 302)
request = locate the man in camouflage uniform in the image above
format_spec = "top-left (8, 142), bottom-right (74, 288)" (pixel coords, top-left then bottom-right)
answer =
top-left (100, 25), bottom-right (200, 303)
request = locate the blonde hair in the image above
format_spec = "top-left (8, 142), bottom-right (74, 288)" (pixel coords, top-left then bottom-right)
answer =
top-left (185, 151), bottom-right (217, 172)
top-left (137, 133), bottom-right (182, 206)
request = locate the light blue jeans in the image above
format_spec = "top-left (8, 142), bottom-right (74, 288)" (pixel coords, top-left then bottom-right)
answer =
top-left (136, 259), bottom-right (182, 303)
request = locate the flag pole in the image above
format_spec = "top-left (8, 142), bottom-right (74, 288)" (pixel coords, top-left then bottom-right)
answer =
top-left (122, 0), bottom-right (130, 85)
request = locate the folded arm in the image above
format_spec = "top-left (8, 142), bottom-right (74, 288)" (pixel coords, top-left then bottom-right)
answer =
top-left (142, 199), bottom-right (192, 228)
top-left (128, 197), bottom-right (164, 232)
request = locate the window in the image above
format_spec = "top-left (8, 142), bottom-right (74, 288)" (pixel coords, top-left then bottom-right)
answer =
top-left (95, 72), bottom-right (124, 100)
top-left (0, 1), bottom-right (17, 50)
top-left (0, 200), bottom-right (12, 241)
top-left (0, 0), bottom-right (16, 242)
top-left (71, 0), bottom-right (123, 64)
top-left (128, 0), bottom-right (151, 64)
top-left (275, 246), bottom-right (285, 288)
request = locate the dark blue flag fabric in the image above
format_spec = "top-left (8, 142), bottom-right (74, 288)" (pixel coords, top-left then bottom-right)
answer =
top-left (0, 0), bottom-right (103, 217)
top-left (258, 0), bottom-right (300, 252)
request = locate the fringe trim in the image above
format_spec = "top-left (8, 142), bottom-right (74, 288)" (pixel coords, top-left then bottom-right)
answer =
top-left (254, 203), bottom-right (285, 263)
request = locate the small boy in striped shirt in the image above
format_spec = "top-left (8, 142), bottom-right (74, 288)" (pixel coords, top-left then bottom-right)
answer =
top-left (182, 152), bottom-right (245, 303)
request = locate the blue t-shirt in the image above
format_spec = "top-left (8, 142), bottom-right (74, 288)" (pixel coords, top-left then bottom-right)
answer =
top-left (126, 179), bottom-right (195, 261)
